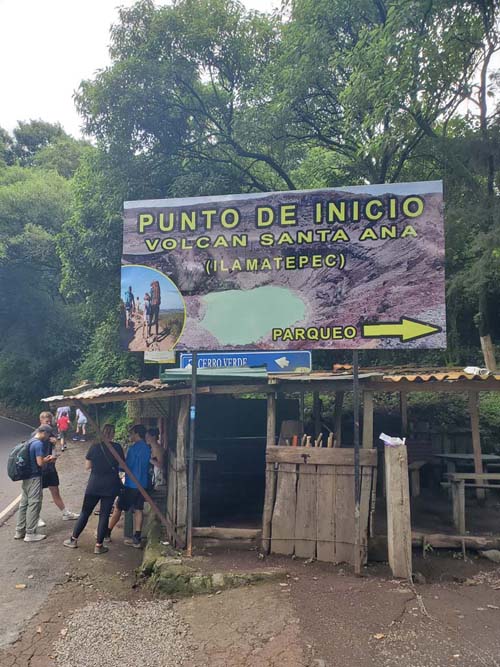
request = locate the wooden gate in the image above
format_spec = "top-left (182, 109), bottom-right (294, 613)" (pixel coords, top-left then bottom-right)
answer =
top-left (262, 447), bottom-right (377, 565)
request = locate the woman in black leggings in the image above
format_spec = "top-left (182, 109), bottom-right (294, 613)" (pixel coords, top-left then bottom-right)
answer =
top-left (63, 424), bottom-right (124, 554)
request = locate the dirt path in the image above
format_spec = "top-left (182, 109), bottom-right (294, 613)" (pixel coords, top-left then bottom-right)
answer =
top-left (123, 311), bottom-right (178, 351)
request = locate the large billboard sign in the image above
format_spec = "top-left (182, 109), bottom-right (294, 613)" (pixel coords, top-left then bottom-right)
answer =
top-left (121, 181), bottom-right (445, 351)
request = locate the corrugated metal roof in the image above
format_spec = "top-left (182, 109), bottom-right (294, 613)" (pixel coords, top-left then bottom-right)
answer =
top-left (159, 367), bottom-right (269, 382)
top-left (359, 367), bottom-right (500, 383)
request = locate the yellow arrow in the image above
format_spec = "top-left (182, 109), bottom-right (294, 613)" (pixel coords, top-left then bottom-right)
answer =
top-left (362, 318), bottom-right (441, 342)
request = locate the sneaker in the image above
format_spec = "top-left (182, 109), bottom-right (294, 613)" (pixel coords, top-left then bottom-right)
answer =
top-left (103, 535), bottom-right (112, 543)
top-left (14, 531), bottom-right (25, 540)
top-left (72, 437), bottom-right (79, 441)
top-left (37, 518), bottom-right (46, 528)
top-left (61, 445), bottom-right (67, 451)
top-left (94, 545), bottom-right (109, 555)
top-left (124, 536), bottom-right (142, 549)
top-left (62, 511), bottom-right (79, 521)
top-left (63, 538), bottom-right (78, 549)
top-left (24, 533), bottom-right (47, 542)
top-left (79, 438), bottom-right (86, 442)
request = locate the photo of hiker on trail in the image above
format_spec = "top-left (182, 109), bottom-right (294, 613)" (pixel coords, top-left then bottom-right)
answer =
top-left (120, 265), bottom-right (185, 352)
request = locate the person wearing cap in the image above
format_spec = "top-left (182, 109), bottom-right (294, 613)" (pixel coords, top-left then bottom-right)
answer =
top-left (14, 425), bottom-right (54, 542)
top-left (34, 411), bottom-right (79, 525)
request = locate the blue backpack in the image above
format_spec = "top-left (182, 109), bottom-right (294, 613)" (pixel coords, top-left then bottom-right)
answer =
top-left (7, 440), bottom-right (33, 481)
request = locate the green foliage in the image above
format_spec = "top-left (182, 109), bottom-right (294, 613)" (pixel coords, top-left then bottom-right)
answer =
top-left (76, 313), bottom-right (142, 384)
top-left (12, 120), bottom-right (67, 166)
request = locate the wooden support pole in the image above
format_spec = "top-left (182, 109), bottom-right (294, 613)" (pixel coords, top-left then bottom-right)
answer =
top-left (333, 392), bottom-right (344, 447)
top-left (267, 392), bottom-right (277, 448)
top-left (480, 334), bottom-right (497, 372)
top-left (384, 442), bottom-right (412, 579)
top-left (73, 400), bottom-right (175, 537)
top-left (313, 391), bottom-right (321, 438)
top-left (362, 391), bottom-right (374, 449)
top-left (468, 392), bottom-right (485, 501)
top-left (262, 392), bottom-right (278, 552)
top-left (400, 391), bottom-right (408, 436)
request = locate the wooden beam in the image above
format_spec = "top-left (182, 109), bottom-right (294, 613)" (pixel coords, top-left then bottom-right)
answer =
top-left (334, 392), bottom-right (344, 447)
top-left (384, 443), bottom-right (412, 579)
top-left (193, 527), bottom-right (261, 540)
top-left (468, 391), bottom-right (485, 501)
top-left (400, 391), bottom-right (408, 436)
top-left (313, 391), bottom-right (321, 437)
top-left (365, 379), bottom-right (500, 394)
top-left (266, 446), bottom-right (377, 466)
top-left (480, 334), bottom-right (497, 371)
top-left (362, 391), bottom-right (374, 449)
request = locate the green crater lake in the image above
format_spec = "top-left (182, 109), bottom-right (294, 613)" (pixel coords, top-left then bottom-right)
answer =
top-left (200, 286), bottom-right (306, 345)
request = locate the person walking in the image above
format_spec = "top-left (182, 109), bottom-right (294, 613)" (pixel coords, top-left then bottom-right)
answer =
top-left (146, 427), bottom-right (165, 489)
top-left (74, 408), bottom-right (87, 441)
top-left (124, 285), bottom-right (135, 329)
top-left (57, 411), bottom-right (70, 451)
top-left (14, 425), bottom-right (54, 542)
top-left (36, 411), bottom-right (79, 526)
top-left (107, 424), bottom-right (151, 548)
top-left (148, 280), bottom-right (161, 339)
top-left (63, 424), bottom-right (124, 555)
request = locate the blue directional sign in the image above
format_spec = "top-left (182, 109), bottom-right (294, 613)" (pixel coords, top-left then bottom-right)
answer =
top-left (180, 351), bottom-right (312, 373)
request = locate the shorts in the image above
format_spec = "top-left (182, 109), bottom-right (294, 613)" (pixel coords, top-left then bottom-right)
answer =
top-left (117, 487), bottom-right (145, 512)
top-left (42, 468), bottom-right (60, 489)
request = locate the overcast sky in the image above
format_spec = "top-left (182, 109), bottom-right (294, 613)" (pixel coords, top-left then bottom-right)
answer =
top-left (0, 0), bottom-right (278, 138)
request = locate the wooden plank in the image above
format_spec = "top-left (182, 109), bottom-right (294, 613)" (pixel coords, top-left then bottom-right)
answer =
top-left (468, 391), bottom-right (485, 501)
top-left (266, 446), bottom-right (377, 466)
top-left (261, 462), bottom-right (277, 553)
top-left (270, 463), bottom-right (297, 555)
top-left (334, 465), bottom-right (354, 563)
top-left (294, 465), bottom-right (317, 559)
top-left (447, 472), bottom-right (500, 480)
top-left (480, 334), bottom-right (497, 371)
top-left (369, 467), bottom-right (378, 538)
top-left (451, 480), bottom-right (466, 534)
top-left (175, 395), bottom-right (189, 548)
top-left (359, 466), bottom-right (373, 565)
top-left (193, 527), bottom-right (261, 539)
top-left (362, 391), bottom-right (374, 449)
top-left (267, 393), bottom-right (277, 448)
top-left (385, 443), bottom-right (412, 579)
top-left (166, 451), bottom-right (177, 545)
top-left (316, 465), bottom-right (336, 562)
top-left (334, 392), bottom-right (344, 447)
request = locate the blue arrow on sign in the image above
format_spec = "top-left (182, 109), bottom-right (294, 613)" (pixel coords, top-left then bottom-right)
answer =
top-left (180, 351), bottom-right (312, 373)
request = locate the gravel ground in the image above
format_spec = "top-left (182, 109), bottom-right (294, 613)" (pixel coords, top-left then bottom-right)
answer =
top-left (55, 600), bottom-right (193, 667)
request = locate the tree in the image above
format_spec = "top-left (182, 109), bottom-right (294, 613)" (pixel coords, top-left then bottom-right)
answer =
top-left (12, 120), bottom-right (67, 166)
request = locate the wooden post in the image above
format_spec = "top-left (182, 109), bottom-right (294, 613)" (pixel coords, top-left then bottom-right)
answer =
top-left (384, 442), bottom-right (412, 579)
top-left (480, 334), bottom-right (497, 372)
top-left (400, 391), bottom-right (408, 436)
top-left (468, 391), bottom-right (485, 501)
top-left (176, 396), bottom-right (190, 547)
top-left (262, 391), bottom-right (278, 552)
top-left (452, 480), bottom-right (466, 534)
top-left (267, 392), bottom-right (277, 448)
top-left (313, 391), bottom-right (321, 437)
top-left (333, 392), bottom-right (344, 447)
top-left (362, 391), bottom-right (374, 449)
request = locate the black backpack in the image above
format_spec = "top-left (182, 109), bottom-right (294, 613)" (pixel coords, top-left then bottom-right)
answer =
top-left (7, 440), bottom-right (33, 481)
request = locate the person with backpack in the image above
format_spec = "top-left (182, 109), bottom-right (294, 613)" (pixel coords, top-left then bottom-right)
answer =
top-left (57, 411), bottom-right (70, 451)
top-left (63, 423), bottom-right (124, 555)
top-left (124, 285), bottom-right (135, 329)
top-left (35, 411), bottom-right (79, 526)
top-left (148, 280), bottom-right (161, 339)
top-left (14, 425), bottom-right (54, 542)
